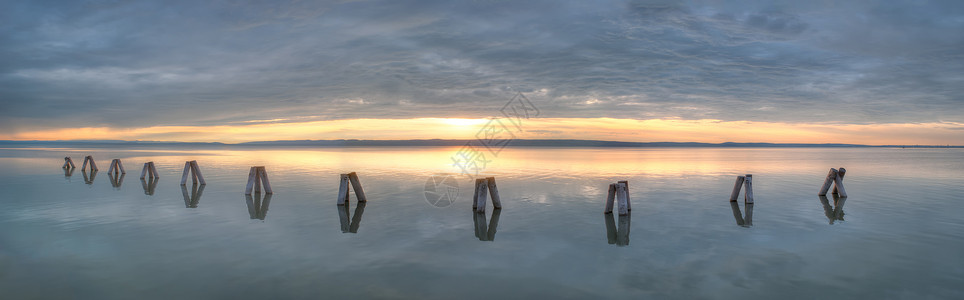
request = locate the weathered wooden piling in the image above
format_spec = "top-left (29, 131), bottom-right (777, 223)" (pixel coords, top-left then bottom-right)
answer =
top-left (474, 178), bottom-right (489, 213)
top-left (604, 183), bottom-right (616, 214)
top-left (486, 177), bottom-right (503, 209)
top-left (244, 166), bottom-right (272, 195)
top-left (615, 182), bottom-right (629, 216)
top-left (743, 174), bottom-right (754, 204)
top-left (180, 160), bottom-right (206, 185)
top-left (833, 167), bottom-right (847, 195)
top-left (81, 156), bottom-right (98, 172)
top-left (62, 157), bottom-right (76, 169)
top-left (818, 167), bottom-right (847, 197)
top-left (818, 168), bottom-right (838, 196)
top-left (139, 162), bottom-right (159, 179)
top-left (347, 172), bottom-right (367, 202)
top-left (729, 176), bottom-right (745, 202)
top-left (618, 180), bottom-right (632, 211)
top-left (336, 172), bottom-right (366, 205)
top-left (832, 169), bottom-right (847, 198)
top-left (107, 159), bottom-right (126, 176)
top-left (473, 177), bottom-right (503, 212)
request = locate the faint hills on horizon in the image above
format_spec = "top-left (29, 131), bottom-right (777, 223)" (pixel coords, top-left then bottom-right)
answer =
top-left (0, 139), bottom-right (960, 148)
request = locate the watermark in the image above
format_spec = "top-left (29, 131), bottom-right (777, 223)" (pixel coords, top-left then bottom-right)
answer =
top-left (423, 91), bottom-right (540, 207)
top-left (424, 174), bottom-right (460, 208)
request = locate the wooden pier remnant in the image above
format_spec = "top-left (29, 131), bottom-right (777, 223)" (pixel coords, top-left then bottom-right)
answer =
top-left (729, 174), bottom-right (754, 204)
top-left (818, 167), bottom-right (848, 197)
top-left (244, 166), bottom-right (273, 195)
top-left (107, 159), bottom-right (126, 176)
top-left (139, 162), bottom-right (159, 180)
top-left (81, 156), bottom-right (98, 172)
top-left (179, 160), bottom-right (206, 185)
top-left (336, 172), bottom-right (366, 205)
top-left (472, 177), bottom-right (502, 213)
top-left (603, 180), bottom-right (631, 215)
top-left (62, 157), bottom-right (76, 169)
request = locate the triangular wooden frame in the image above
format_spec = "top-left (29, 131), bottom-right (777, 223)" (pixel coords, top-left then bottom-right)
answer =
top-left (81, 156), bottom-right (98, 172)
top-left (245, 166), bottom-right (272, 195)
top-left (604, 181), bottom-right (631, 215)
top-left (140, 162), bottom-right (159, 180)
top-left (107, 159), bottom-right (126, 176)
top-left (818, 167), bottom-right (847, 197)
top-left (62, 157), bottom-right (76, 169)
top-left (180, 160), bottom-right (206, 185)
top-left (472, 177), bottom-right (503, 213)
top-left (336, 172), bottom-right (366, 205)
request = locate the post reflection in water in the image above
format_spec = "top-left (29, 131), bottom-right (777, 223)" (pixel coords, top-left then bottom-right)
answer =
top-left (181, 184), bottom-right (206, 208)
top-left (81, 170), bottom-right (97, 185)
top-left (245, 192), bottom-right (272, 220)
top-left (108, 172), bottom-right (125, 189)
top-left (141, 177), bottom-right (159, 195)
top-left (473, 208), bottom-right (501, 241)
top-left (818, 195), bottom-right (847, 225)
top-left (604, 212), bottom-right (631, 246)
top-left (730, 202), bottom-right (753, 227)
top-left (337, 201), bottom-right (367, 233)
top-left (64, 167), bottom-right (74, 178)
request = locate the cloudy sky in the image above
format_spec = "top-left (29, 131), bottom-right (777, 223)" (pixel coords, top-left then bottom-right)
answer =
top-left (1, 0), bottom-right (963, 144)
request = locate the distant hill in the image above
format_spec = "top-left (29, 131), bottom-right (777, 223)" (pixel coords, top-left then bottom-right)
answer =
top-left (1, 139), bottom-right (960, 148)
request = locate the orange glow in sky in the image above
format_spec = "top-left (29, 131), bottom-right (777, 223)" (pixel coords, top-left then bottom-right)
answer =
top-left (3, 118), bottom-right (963, 145)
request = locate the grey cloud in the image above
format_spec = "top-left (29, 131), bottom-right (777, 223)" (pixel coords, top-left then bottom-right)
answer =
top-left (0, 0), bottom-right (962, 135)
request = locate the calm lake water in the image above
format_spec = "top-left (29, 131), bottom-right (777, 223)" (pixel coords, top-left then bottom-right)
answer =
top-left (1, 146), bottom-right (963, 299)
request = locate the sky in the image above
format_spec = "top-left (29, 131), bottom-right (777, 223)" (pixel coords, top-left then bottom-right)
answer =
top-left (1, 0), bottom-right (963, 144)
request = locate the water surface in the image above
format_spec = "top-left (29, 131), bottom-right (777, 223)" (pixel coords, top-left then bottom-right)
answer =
top-left (1, 147), bottom-right (963, 299)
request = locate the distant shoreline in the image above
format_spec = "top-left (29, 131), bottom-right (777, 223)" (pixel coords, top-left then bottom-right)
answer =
top-left (1, 139), bottom-right (961, 148)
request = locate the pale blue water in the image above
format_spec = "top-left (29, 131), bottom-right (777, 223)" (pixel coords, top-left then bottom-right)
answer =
top-left (1, 147), bottom-right (963, 299)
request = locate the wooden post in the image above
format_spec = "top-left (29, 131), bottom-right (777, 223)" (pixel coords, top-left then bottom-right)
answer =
top-left (140, 162), bottom-right (158, 180)
top-left (604, 183), bottom-right (616, 214)
top-left (833, 167), bottom-right (846, 195)
top-left (730, 176), bottom-right (745, 202)
top-left (190, 161), bottom-right (205, 185)
top-left (181, 162), bottom-right (192, 185)
top-left (244, 166), bottom-right (272, 195)
top-left (616, 182), bottom-right (629, 216)
top-left (486, 177), bottom-right (502, 209)
top-left (347, 172), bottom-right (365, 202)
top-left (336, 174), bottom-right (350, 205)
top-left (63, 157), bottom-right (76, 169)
top-left (743, 174), bottom-right (754, 204)
top-left (618, 180), bottom-right (631, 211)
top-left (258, 167), bottom-right (272, 194)
top-left (832, 169), bottom-right (847, 198)
top-left (82, 156), bottom-right (98, 172)
top-left (818, 168), bottom-right (837, 196)
top-left (472, 178), bottom-right (481, 210)
top-left (475, 179), bottom-right (489, 213)
top-left (107, 159), bottom-right (126, 175)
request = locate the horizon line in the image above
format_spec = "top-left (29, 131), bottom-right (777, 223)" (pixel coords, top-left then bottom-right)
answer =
top-left (1, 139), bottom-right (961, 148)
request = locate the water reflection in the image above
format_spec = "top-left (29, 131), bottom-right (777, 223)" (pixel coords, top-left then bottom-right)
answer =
top-left (141, 177), bottom-right (159, 195)
top-left (64, 166), bottom-right (74, 178)
top-left (337, 201), bottom-right (367, 233)
top-left (818, 195), bottom-right (847, 225)
top-left (107, 172), bottom-right (125, 189)
top-left (604, 212), bottom-right (631, 246)
top-left (473, 208), bottom-right (502, 241)
top-left (730, 202), bottom-right (754, 227)
top-left (81, 170), bottom-right (97, 185)
top-left (245, 192), bottom-right (272, 220)
top-left (181, 184), bottom-right (206, 208)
